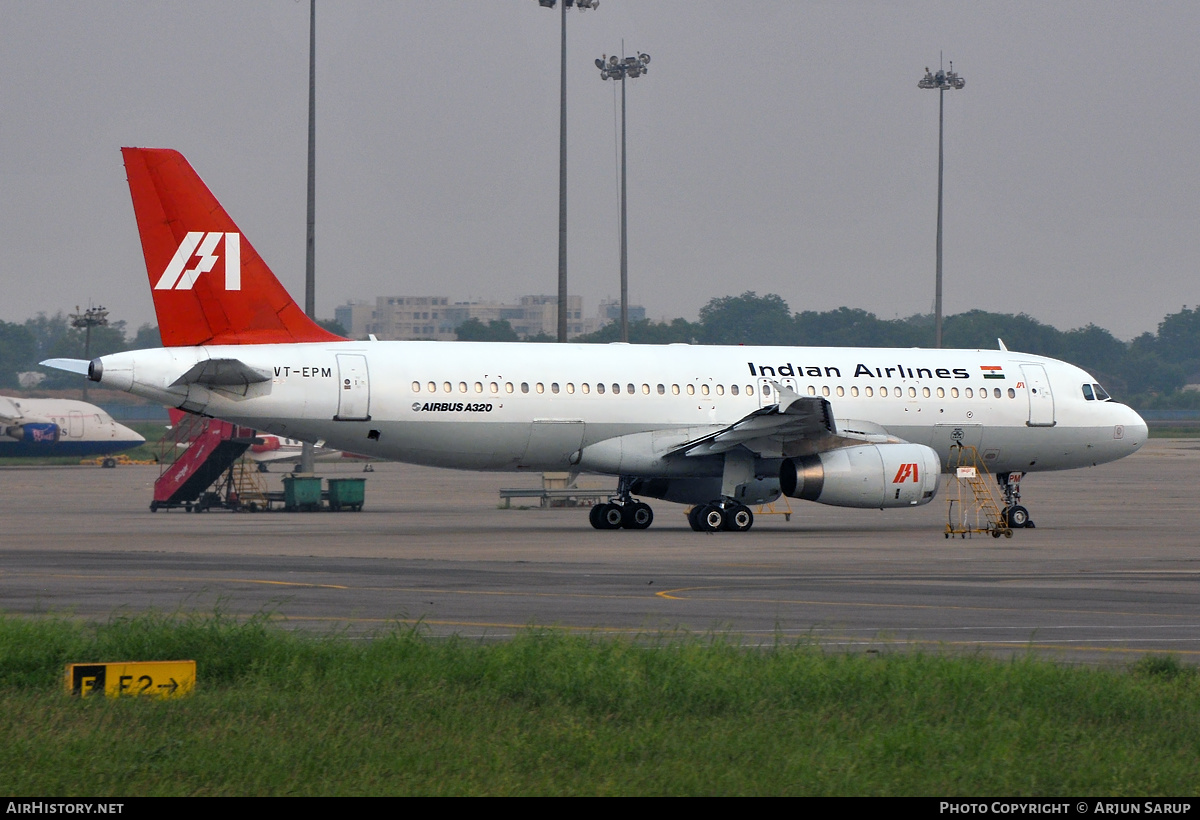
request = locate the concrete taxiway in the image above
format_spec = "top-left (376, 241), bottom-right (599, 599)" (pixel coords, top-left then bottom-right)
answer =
top-left (2, 439), bottom-right (1197, 663)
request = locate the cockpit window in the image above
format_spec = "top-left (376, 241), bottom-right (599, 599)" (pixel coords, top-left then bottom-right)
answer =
top-left (1082, 384), bottom-right (1095, 401)
top-left (1093, 383), bottom-right (1111, 401)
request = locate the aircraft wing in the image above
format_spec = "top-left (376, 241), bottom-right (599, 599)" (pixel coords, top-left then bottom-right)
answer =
top-left (0, 396), bottom-right (22, 425)
top-left (668, 384), bottom-right (838, 458)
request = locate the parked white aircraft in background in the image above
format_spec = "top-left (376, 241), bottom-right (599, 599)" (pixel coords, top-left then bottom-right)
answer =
top-left (0, 396), bottom-right (145, 463)
top-left (45, 148), bottom-right (1147, 530)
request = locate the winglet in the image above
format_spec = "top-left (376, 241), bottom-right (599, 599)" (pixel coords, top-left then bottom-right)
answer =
top-left (122, 148), bottom-right (344, 347)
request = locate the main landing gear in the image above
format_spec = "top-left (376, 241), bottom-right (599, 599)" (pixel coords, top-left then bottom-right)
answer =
top-left (997, 471), bottom-right (1035, 529)
top-left (589, 476), bottom-right (654, 530)
top-left (686, 500), bottom-right (755, 533)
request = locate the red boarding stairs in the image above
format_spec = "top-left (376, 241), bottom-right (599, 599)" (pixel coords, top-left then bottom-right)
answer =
top-left (151, 414), bottom-right (258, 511)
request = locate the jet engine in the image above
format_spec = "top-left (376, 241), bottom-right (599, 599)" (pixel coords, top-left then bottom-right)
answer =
top-left (3, 422), bottom-right (60, 443)
top-left (780, 443), bottom-right (940, 508)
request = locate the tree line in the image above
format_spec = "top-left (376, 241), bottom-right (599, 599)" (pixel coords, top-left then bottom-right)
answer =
top-left (5, 298), bottom-right (1198, 409)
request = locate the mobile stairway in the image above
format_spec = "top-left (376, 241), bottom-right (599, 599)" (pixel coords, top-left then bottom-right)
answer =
top-left (150, 415), bottom-right (259, 512)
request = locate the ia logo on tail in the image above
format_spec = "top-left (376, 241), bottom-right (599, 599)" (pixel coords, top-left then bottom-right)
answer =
top-left (155, 232), bottom-right (240, 291)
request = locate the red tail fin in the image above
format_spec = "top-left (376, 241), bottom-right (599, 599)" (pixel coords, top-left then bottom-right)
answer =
top-left (122, 148), bottom-right (344, 347)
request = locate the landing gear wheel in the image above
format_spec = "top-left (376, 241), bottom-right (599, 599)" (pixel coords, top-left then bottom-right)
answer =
top-left (600, 503), bottom-right (625, 530)
top-left (621, 501), bottom-right (653, 530)
top-left (687, 506), bottom-right (704, 532)
top-left (722, 503), bottom-right (754, 532)
top-left (700, 504), bottom-right (725, 532)
top-left (1004, 505), bottom-right (1030, 529)
top-left (102, 457), bottom-right (117, 468)
top-left (591, 502), bottom-right (623, 530)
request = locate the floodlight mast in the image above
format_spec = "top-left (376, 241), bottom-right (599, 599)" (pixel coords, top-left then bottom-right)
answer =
top-left (596, 51), bottom-right (650, 344)
top-left (918, 60), bottom-right (965, 349)
top-left (538, 0), bottom-right (598, 342)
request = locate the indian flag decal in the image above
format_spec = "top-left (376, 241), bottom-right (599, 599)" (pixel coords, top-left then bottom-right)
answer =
top-left (981, 365), bottom-right (1005, 380)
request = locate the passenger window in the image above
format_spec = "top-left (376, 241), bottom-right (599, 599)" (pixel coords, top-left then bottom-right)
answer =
top-left (582, 383), bottom-right (590, 394)
top-left (716, 385), bottom-right (725, 396)
top-left (551, 383), bottom-right (559, 394)
top-left (642, 384), bottom-right (650, 395)
top-left (1008, 388), bottom-right (1016, 398)
top-left (822, 386), bottom-right (830, 397)
top-left (835, 386), bottom-right (844, 397)
top-left (936, 387), bottom-right (944, 398)
top-left (965, 388), bottom-right (973, 398)
top-left (994, 388), bottom-right (1001, 399)
top-left (490, 382), bottom-right (499, 394)
top-left (672, 384), bottom-right (680, 395)
top-left (443, 382), bottom-right (452, 393)
top-left (657, 384), bottom-right (666, 395)
top-left (951, 387), bottom-right (959, 398)
top-left (628, 383), bottom-right (636, 395)
top-left (411, 381), bottom-right (420, 392)
top-left (746, 385), bottom-right (754, 396)
top-left (731, 384), bottom-right (740, 396)
top-left (687, 385), bottom-right (695, 396)
top-left (505, 383), bottom-right (514, 394)
top-left (701, 384), bottom-right (710, 396)
top-left (864, 386), bottom-right (873, 397)
top-left (536, 383), bottom-right (544, 394)
top-left (459, 382), bottom-right (467, 393)
top-left (566, 383), bottom-right (574, 394)
top-left (521, 382), bottom-right (529, 394)
top-left (922, 387), bottom-right (930, 398)
top-left (474, 382), bottom-right (483, 393)
top-left (908, 387), bottom-right (917, 398)
top-left (427, 381), bottom-right (436, 393)
top-left (611, 383), bottom-right (620, 394)
top-left (597, 383), bottom-right (606, 394)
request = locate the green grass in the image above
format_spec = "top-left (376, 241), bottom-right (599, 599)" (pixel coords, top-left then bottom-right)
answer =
top-left (1, 613), bottom-right (1198, 796)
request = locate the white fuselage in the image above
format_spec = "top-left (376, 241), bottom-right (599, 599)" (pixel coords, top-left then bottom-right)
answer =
top-left (92, 341), bottom-right (1147, 477)
top-left (0, 397), bottom-right (145, 458)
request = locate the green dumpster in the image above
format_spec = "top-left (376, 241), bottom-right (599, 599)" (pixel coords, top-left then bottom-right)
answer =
top-left (282, 476), bottom-right (323, 511)
top-left (326, 478), bottom-right (366, 511)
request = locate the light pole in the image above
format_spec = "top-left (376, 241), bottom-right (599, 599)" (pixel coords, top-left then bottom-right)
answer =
top-left (918, 60), bottom-right (965, 349)
top-left (596, 50), bottom-right (650, 344)
top-left (300, 0), bottom-right (317, 475)
top-left (538, 0), bottom-right (598, 342)
top-left (69, 305), bottom-right (107, 403)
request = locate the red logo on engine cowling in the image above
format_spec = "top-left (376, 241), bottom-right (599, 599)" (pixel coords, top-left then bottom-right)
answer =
top-left (892, 463), bottom-right (919, 483)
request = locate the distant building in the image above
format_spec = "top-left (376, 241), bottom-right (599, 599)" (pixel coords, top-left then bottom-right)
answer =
top-left (336, 295), bottom-right (585, 341)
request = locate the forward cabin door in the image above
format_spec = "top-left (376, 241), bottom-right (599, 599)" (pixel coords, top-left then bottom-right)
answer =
top-left (335, 354), bottom-right (371, 421)
top-left (1020, 364), bottom-right (1055, 427)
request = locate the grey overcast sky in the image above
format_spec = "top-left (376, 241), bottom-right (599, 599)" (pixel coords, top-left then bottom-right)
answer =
top-left (2, 1), bottom-right (1197, 341)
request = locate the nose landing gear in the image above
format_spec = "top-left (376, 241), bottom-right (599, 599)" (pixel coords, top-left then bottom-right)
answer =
top-left (998, 472), bottom-right (1034, 529)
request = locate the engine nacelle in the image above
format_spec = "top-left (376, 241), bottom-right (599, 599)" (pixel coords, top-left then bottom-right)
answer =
top-left (780, 443), bottom-right (940, 508)
top-left (4, 422), bottom-right (60, 443)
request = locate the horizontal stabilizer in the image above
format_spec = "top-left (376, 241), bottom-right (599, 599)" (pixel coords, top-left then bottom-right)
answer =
top-left (40, 358), bottom-right (91, 376)
top-left (170, 358), bottom-right (272, 388)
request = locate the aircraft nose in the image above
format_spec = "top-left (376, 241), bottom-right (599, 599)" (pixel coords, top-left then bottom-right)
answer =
top-left (1119, 405), bottom-right (1148, 453)
top-left (117, 422), bottom-right (146, 443)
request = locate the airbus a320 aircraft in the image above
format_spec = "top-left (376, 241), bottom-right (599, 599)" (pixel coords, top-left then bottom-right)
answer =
top-left (1, 395), bottom-right (144, 461)
top-left (45, 148), bottom-right (1147, 531)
